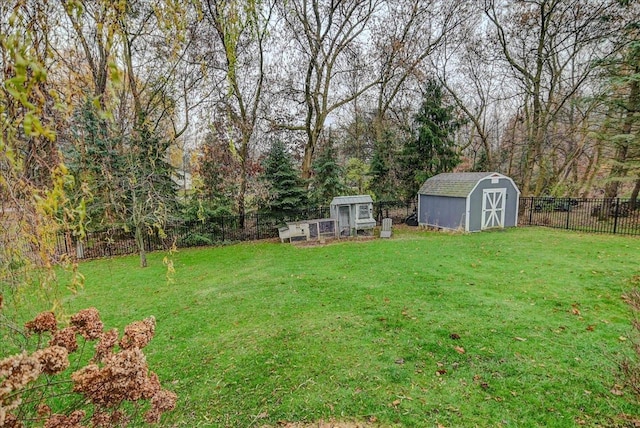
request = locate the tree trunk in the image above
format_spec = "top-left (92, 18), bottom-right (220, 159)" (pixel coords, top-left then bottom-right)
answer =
top-left (135, 224), bottom-right (147, 268)
top-left (238, 166), bottom-right (247, 229)
top-left (630, 177), bottom-right (640, 211)
top-left (604, 74), bottom-right (638, 198)
top-left (301, 126), bottom-right (319, 183)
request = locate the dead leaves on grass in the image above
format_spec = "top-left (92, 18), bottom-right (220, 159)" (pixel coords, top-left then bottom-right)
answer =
top-left (267, 421), bottom-right (379, 428)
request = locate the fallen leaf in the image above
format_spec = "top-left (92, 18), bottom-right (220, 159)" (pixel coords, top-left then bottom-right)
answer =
top-left (611, 388), bottom-right (624, 396)
top-left (436, 369), bottom-right (447, 375)
top-left (450, 333), bottom-right (461, 340)
top-left (619, 336), bottom-right (628, 342)
top-left (454, 346), bottom-right (465, 354)
top-left (257, 412), bottom-right (268, 419)
top-left (391, 399), bottom-right (401, 407)
top-left (572, 308), bottom-right (581, 316)
top-left (395, 358), bottom-right (405, 365)
top-left (586, 325), bottom-right (595, 331)
top-left (514, 337), bottom-right (527, 342)
top-left (368, 416), bottom-right (378, 423)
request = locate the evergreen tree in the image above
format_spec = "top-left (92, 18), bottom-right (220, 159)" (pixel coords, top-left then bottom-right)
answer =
top-left (369, 130), bottom-right (400, 201)
top-left (188, 134), bottom-right (236, 219)
top-left (65, 100), bottom-right (123, 228)
top-left (400, 80), bottom-right (462, 200)
top-left (310, 140), bottom-right (346, 205)
top-left (261, 140), bottom-right (308, 217)
top-left (345, 158), bottom-right (370, 194)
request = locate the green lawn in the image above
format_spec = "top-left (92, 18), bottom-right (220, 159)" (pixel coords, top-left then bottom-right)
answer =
top-left (63, 227), bottom-right (640, 427)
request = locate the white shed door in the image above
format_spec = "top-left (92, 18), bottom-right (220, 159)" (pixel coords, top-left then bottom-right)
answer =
top-left (481, 188), bottom-right (506, 229)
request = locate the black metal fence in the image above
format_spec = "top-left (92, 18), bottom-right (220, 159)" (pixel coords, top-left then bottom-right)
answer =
top-left (54, 197), bottom-right (636, 261)
top-left (55, 200), bottom-right (418, 260)
top-left (518, 197), bottom-right (640, 236)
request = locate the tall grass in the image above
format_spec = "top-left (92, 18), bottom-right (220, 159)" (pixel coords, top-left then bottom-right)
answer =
top-left (63, 227), bottom-right (640, 426)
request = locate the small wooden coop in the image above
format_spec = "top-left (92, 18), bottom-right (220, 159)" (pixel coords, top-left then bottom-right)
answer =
top-left (330, 195), bottom-right (376, 236)
top-left (278, 218), bottom-right (338, 243)
top-left (417, 172), bottom-right (520, 232)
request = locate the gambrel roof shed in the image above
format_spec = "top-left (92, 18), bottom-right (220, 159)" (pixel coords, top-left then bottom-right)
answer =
top-left (417, 172), bottom-right (520, 232)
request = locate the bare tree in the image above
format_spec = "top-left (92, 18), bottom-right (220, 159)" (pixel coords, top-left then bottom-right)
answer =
top-left (198, 0), bottom-right (274, 223)
top-left (277, 0), bottom-right (383, 181)
top-left (371, 0), bottom-right (465, 143)
top-left (484, 0), bottom-right (627, 195)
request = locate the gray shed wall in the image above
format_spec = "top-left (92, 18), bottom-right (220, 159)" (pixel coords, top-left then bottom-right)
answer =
top-left (419, 195), bottom-right (466, 230)
top-left (468, 178), bottom-right (519, 231)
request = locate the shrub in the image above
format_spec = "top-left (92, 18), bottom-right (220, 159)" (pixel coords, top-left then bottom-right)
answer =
top-left (0, 307), bottom-right (176, 427)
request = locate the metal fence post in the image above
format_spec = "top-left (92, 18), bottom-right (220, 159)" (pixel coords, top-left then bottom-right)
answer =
top-left (256, 213), bottom-right (260, 240)
top-left (613, 198), bottom-right (620, 235)
top-left (529, 197), bottom-right (534, 224)
top-left (565, 199), bottom-right (571, 230)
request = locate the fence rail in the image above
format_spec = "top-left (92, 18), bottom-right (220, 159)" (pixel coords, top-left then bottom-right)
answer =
top-left (55, 200), bottom-right (417, 260)
top-left (518, 197), bottom-right (639, 236)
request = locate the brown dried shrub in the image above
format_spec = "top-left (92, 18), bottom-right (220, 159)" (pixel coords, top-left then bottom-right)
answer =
top-left (2, 308), bottom-right (176, 427)
top-left (144, 389), bottom-right (178, 424)
top-left (70, 308), bottom-right (104, 340)
top-left (94, 329), bottom-right (119, 363)
top-left (33, 346), bottom-right (69, 375)
top-left (1, 413), bottom-right (23, 428)
top-left (91, 410), bottom-right (128, 427)
top-left (0, 352), bottom-right (42, 426)
top-left (25, 312), bottom-right (57, 334)
top-left (120, 317), bottom-right (155, 350)
top-left (49, 327), bottom-right (78, 353)
top-left (44, 410), bottom-right (86, 428)
top-left (72, 348), bottom-right (160, 407)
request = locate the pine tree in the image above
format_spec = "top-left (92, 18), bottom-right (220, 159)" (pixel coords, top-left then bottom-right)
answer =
top-left (311, 140), bottom-right (346, 205)
top-left (400, 80), bottom-right (462, 200)
top-left (369, 130), bottom-right (400, 201)
top-left (261, 140), bottom-right (308, 217)
top-left (65, 100), bottom-right (123, 228)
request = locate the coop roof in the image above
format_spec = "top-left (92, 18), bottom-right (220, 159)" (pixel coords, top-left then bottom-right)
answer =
top-left (418, 172), bottom-right (505, 197)
top-left (330, 195), bottom-right (373, 206)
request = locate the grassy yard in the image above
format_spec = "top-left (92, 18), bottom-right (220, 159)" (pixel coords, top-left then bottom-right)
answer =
top-left (61, 227), bottom-right (640, 427)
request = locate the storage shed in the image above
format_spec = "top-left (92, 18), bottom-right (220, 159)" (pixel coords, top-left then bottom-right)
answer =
top-left (330, 195), bottom-right (376, 236)
top-left (418, 172), bottom-right (520, 232)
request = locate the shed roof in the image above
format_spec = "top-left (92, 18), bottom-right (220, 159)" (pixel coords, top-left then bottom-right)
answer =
top-left (330, 195), bottom-right (373, 206)
top-left (418, 172), bottom-right (505, 197)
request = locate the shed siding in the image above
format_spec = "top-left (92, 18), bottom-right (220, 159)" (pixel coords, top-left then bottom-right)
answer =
top-left (420, 195), bottom-right (466, 230)
top-left (468, 178), bottom-right (519, 231)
